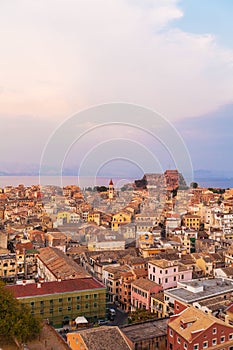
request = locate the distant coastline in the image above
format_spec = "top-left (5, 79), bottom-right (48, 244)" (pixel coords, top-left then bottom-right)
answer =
top-left (0, 175), bottom-right (233, 189)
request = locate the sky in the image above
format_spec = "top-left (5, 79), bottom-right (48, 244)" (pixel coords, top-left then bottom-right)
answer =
top-left (0, 0), bottom-right (233, 179)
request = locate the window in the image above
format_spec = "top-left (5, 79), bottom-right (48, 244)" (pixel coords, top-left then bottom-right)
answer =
top-left (165, 278), bottom-right (168, 283)
top-left (59, 307), bottom-right (62, 312)
top-left (203, 341), bottom-right (208, 348)
top-left (165, 270), bottom-right (168, 274)
top-left (50, 299), bottom-right (53, 304)
top-left (94, 294), bottom-right (97, 299)
top-left (67, 297), bottom-right (72, 302)
top-left (94, 302), bottom-right (98, 308)
top-left (40, 301), bottom-right (44, 305)
top-left (170, 329), bottom-right (173, 337)
top-left (177, 337), bottom-right (180, 344)
top-left (174, 276), bottom-right (176, 281)
top-left (85, 303), bottom-right (89, 309)
top-left (85, 295), bottom-right (89, 299)
top-left (213, 328), bottom-right (217, 334)
top-left (174, 268), bottom-right (176, 272)
top-left (229, 334), bottom-right (233, 340)
top-left (67, 306), bottom-right (71, 311)
top-left (59, 298), bottom-right (63, 303)
top-left (77, 296), bottom-right (80, 300)
top-left (77, 304), bottom-right (80, 310)
top-left (221, 336), bottom-right (225, 343)
top-left (40, 310), bottom-right (44, 315)
top-left (193, 345), bottom-right (199, 350)
top-left (212, 339), bottom-right (217, 346)
top-left (184, 343), bottom-right (187, 349)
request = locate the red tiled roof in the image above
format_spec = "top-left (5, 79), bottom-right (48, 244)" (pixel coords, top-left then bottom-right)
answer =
top-left (5, 278), bottom-right (105, 298)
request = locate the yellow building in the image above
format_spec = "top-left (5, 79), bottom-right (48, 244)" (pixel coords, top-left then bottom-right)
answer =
top-left (183, 214), bottom-right (201, 230)
top-left (137, 233), bottom-right (154, 249)
top-left (0, 252), bottom-right (25, 280)
top-left (192, 254), bottom-right (213, 276)
top-left (140, 247), bottom-right (166, 259)
top-left (6, 278), bottom-right (107, 328)
top-left (111, 211), bottom-right (132, 231)
top-left (151, 292), bottom-right (169, 318)
top-left (57, 211), bottom-right (71, 224)
top-left (88, 211), bottom-right (101, 226)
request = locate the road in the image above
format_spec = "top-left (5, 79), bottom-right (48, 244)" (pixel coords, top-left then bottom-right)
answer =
top-left (107, 303), bottom-right (128, 326)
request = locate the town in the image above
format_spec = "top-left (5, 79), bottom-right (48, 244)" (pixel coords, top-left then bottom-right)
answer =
top-left (1, 169), bottom-right (233, 350)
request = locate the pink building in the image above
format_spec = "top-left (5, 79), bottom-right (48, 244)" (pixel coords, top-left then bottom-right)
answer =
top-left (148, 259), bottom-right (192, 290)
top-left (131, 277), bottom-right (162, 311)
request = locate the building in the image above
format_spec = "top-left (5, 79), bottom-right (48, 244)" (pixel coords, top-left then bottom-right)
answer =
top-left (102, 265), bottom-right (123, 303)
top-left (0, 252), bottom-right (25, 281)
top-left (121, 318), bottom-right (168, 350)
top-left (108, 179), bottom-right (115, 200)
top-left (6, 278), bottom-right (106, 328)
top-left (67, 326), bottom-right (130, 350)
top-left (131, 278), bottom-right (162, 311)
top-left (111, 211), bottom-right (132, 231)
top-left (46, 229), bottom-right (68, 252)
top-left (148, 259), bottom-right (192, 290)
top-left (37, 247), bottom-right (90, 281)
top-left (164, 278), bottom-right (233, 315)
top-left (164, 170), bottom-right (179, 191)
top-left (183, 215), bottom-right (201, 231)
top-left (151, 292), bottom-right (170, 318)
top-left (168, 304), bottom-right (233, 350)
top-left (87, 240), bottom-right (125, 252)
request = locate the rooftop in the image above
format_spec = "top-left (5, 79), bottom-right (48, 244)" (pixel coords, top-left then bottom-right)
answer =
top-left (132, 277), bottom-right (160, 291)
top-left (121, 318), bottom-right (168, 341)
top-left (38, 247), bottom-right (90, 279)
top-left (169, 306), bottom-right (233, 342)
top-left (166, 278), bottom-right (233, 303)
top-left (73, 326), bottom-right (130, 350)
top-left (6, 277), bottom-right (105, 298)
top-left (149, 259), bottom-right (178, 268)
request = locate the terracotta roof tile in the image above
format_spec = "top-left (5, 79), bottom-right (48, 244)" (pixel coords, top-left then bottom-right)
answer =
top-left (6, 278), bottom-right (105, 298)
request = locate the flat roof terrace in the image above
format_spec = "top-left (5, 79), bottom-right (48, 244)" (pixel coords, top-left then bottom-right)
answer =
top-left (165, 278), bottom-right (233, 303)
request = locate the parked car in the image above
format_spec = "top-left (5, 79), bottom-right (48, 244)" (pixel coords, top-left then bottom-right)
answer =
top-left (98, 319), bottom-right (109, 326)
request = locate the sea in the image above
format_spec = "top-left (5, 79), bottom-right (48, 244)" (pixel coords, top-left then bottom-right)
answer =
top-left (1, 176), bottom-right (233, 189)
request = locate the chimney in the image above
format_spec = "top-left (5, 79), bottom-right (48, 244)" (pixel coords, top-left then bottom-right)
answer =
top-left (22, 280), bottom-right (26, 286)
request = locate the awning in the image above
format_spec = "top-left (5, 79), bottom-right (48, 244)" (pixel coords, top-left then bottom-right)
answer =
top-left (75, 316), bottom-right (88, 324)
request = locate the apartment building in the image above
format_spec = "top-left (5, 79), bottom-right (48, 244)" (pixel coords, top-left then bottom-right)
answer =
top-left (131, 278), bottom-right (162, 311)
top-left (6, 278), bottom-right (106, 328)
top-left (168, 305), bottom-right (233, 350)
top-left (148, 259), bottom-right (192, 290)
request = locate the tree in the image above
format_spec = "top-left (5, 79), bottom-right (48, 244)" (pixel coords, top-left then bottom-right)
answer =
top-left (0, 281), bottom-right (41, 345)
top-left (190, 182), bottom-right (198, 189)
top-left (129, 309), bottom-right (157, 324)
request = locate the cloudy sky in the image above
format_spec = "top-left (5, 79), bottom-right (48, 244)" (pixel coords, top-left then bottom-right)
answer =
top-left (0, 0), bottom-right (233, 178)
